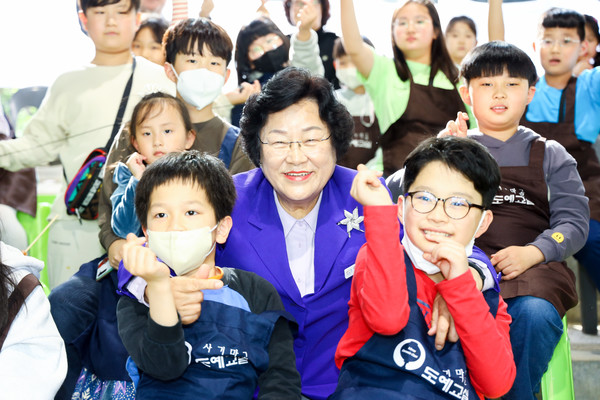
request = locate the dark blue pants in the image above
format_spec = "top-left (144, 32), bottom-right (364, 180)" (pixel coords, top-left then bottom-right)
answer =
top-left (502, 296), bottom-right (563, 400)
top-left (574, 218), bottom-right (600, 291)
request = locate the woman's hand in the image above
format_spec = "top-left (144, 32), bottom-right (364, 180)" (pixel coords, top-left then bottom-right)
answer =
top-left (170, 265), bottom-right (224, 325)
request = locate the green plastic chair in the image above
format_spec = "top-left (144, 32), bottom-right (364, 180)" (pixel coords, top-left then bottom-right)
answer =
top-left (540, 316), bottom-right (574, 400)
top-left (16, 194), bottom-right (56, 295)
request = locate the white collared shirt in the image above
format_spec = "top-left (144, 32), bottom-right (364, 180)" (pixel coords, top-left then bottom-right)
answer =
top-left (274, 190), bottom-right (322, 297)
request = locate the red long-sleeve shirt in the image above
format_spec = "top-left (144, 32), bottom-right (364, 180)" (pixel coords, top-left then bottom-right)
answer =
top-left (335, 205), bottom-right (515, 399)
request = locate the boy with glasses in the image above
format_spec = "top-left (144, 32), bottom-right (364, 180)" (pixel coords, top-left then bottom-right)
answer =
top-left (332, 137), bottom-right (515, 399)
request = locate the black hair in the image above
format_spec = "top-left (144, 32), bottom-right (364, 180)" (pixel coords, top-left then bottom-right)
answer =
top-left (128, 92), bottom-right (193, 147)
top-left (584, 15), bottom-right (600, 66)
top-left (79, 0), bottom-right (139, 14)
top-left (445, 16), bottom-right (477, 37)
top-left (540, 8), bottom-right (586, 41)
top-left (0, 244), bottom-right (24, 335)
top-left (134, 17), bottom-right (169, 45)
top-left (402, 136), bottom-right (500, 209)
top-left (234, 17), bottom-right (290, 84)
top-left (164, 18), bottom-right (233, 66)
top-left (239, 67), bottom-right (353, 166)
top-left (391, 0), bottom-right (459, 84)
top-left (333, 36), bottom-right (374, 59)
top-left (135, 151), bottom-right (236, 228)
top-left (461, 41), bottom-right (538, 86)
top-left (284, 0), bottom-right (330, 29)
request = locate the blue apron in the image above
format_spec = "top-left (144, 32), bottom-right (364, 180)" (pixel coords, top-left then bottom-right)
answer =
top-left (135, 291), bottom-right (291, 400)
top-left (330, 252), bottom-right (499, 400)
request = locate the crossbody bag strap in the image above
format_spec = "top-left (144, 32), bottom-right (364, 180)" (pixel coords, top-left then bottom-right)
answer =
top-left (105, 57), bottom-right (137, 152)
top-left (0, 274), bottom-right (41, 350)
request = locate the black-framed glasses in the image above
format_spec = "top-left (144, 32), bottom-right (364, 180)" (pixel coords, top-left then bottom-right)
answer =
top-left (404, 191), bottom-right (484, 220)
top-left (258, 133), bottom-right (332, 154)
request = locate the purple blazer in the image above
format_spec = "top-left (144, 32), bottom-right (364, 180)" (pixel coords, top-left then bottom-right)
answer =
top-left (217, 166), bottom-right (367, 400)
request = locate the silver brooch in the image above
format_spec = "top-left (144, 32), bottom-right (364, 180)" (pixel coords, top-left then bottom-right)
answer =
top-left (337, 207), bottom-right (364, 238)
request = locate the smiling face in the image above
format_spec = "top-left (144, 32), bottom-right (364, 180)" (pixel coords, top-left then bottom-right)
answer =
top-left (80, 0), bottom-right (140, 64)
top-left (259, 99), bottom-right (336, 218)
top-left (460, 69), bottom-right (535, 139)
top-left (392, 2), bottom-right (436, 63)
top-left (132, 26), bottom-right (164, 65)
top-left (132, 103), bottom-right (195, 164)
top-left (445, 21), bottom-right (477, 65)
top-left (538, 27), bottom-right (584, 79)
top-left (398, 161), bottom-right (491, 254)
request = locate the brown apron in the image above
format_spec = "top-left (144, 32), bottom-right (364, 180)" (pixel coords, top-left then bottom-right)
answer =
top-left (337, 115), bottom-right (380, 169)
top-left (476, 139), bottom-right (578, 317)
top-left (521, 76), bottom-right (600, 221)
top-left (381, 76), bottom-right (467, 176)
top-left (0, 133), bottom-right (36, 216)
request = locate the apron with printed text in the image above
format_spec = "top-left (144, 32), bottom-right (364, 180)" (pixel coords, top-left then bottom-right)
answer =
top-left (330, 252), bottom-right (498, 400)
top-left (520, 76), bottom-right (600, 221)
top-left (136, 298), bottom-right (288, 400)
top-left (475, 139), bottom-right (577, 317)
top-left (381, 76), bottom-right (467, 176)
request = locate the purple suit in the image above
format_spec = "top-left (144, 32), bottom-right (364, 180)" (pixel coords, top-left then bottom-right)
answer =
top-left (216, 166), bottom-right (366, 400)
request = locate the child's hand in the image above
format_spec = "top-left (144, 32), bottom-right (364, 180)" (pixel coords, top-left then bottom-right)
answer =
top-left (225, 80), bottom-right (261, 105)
top-left (199, 0), bottom-right (214, 18)
top-left (349, 164), bottom-right (392, 206)
top-left (295, 0), bottom-right (318, 37)
top-left (122, 233), bottom-right (170, 284)
top-left (422, 233), bottom-right (469, 281)
top-left (126, 152), bottom-right (147, 180)
top-left (170, 265), bottom-right (224, 325)
top-left (256, 0), bottom-right (269, 15)
top-left (438, 112), bottom-right (469, 138)
top-left (428, 293), bottom-right (459, 350)
top-left (492, 245), bottom-right (544, 281)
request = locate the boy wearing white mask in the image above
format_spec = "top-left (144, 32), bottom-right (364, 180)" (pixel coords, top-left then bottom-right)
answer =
top-left (332, 37), bottom-right (380, 169)
top-left (332, 137), bottom-right (515, 399)
top-left (117, 151), bottom-right (301, 399)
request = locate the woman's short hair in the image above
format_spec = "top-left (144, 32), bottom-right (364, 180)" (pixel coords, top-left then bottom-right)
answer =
top-left (239, 67), bottom-right (353, 166)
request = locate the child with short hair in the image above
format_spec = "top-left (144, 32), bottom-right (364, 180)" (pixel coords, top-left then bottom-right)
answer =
top-left (332, 137), bottom-right (515, 399)
top-left (432, 40), bottom-right (587, 399)
top-left (117, 151), bottom-right (301, 399)
top-left (520, 8), bottom-right (600, 296)
top-left (110, 92), bottom-right (195, 239)
top-left (332, 37), bottom-right (381, 169)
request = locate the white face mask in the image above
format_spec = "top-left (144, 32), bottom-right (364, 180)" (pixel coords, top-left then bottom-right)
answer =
top-left (170, 65), bottom-right (225, 110)
top-left (401, 199), bottom-right (487, 275)
top-left (147, 224), bottom-right (218, 276)
top-left (335, 67), bottom-right (362, 90)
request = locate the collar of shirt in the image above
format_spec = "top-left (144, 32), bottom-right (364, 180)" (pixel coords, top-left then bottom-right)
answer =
top-left (273, 190), bottom-right (322, 237)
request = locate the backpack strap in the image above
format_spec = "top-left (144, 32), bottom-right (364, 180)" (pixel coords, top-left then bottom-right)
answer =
top-left (218, 125), bottom-right (240, 169)
top-left (0, 274), bottom-right (41, 350)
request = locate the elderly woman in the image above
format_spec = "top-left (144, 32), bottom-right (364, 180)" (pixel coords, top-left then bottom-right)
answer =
top-left (217, 67), bottom-right (359, 399)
